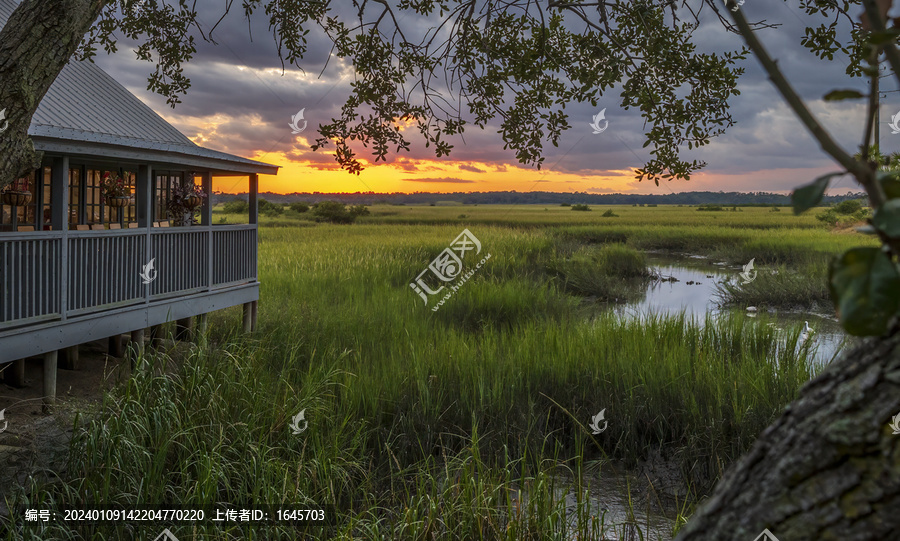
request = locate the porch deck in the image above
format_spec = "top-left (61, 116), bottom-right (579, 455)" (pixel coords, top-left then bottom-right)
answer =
top-left (0, 223), bottom-right (258, 362)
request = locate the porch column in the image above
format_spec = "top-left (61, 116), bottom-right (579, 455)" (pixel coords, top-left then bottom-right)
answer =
top-left (50, 156), bottom-right (68, 231)
top-left (136, 165), bottom-right (152, 228)
top-left (249, 174), bottom-right (258, 224)
top-left (43, 350), bottom-right (58, 413)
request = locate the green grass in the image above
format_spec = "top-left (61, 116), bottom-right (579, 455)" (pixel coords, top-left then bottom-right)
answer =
top-left (3, 205), bottom-right (867, 540)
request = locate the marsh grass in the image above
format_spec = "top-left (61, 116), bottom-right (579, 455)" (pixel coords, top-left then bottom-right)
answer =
top-left (3, 207), bottom-right (848, 540)
top-left (714, 261), bottom-right (832, 310)
top-left (548, 243), bottom-right (654, 301)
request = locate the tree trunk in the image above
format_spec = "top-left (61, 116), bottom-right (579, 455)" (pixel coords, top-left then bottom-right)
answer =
top-left (0, 0), bottom-right (105, 188)
top-left (675, 331), bottom-right (900, 540)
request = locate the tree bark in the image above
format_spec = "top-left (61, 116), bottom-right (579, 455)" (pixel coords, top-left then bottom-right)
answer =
top-left (675, 331), bottom-right (900, 541)
top-left (0, 0), bottom-right (105, 188)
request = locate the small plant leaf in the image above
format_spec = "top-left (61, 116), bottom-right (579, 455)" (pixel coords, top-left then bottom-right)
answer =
top-left (877, 171), bottom-right (900, 200)
top-left (872, 199), bottom-right (900, 237)
top-left (823, 89), bottom-right (865, 101)
top-left (829, 247), bottom-right (900, 336)
top-left (792, 173), bottom-right (842, 215)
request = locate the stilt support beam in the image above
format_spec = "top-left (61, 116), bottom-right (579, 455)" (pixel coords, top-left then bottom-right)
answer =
top-left (43, 350), bottom-right (57, 413)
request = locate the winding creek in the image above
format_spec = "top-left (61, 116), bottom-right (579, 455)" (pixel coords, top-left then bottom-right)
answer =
top-left (550, 252), bottom-right (852, 539)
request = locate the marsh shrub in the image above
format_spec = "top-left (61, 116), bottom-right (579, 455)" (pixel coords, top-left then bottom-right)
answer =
top-left (548, 243), bottom-right (650, 300)
top-left (312, 200), bottom-right (355, 223)
top-left (258, 198), bottom-right (284, 216)
top-left (571, 204), bottom-right (591, 211)
top-left (697, 204), bottom-right (724, 211)
top-left (601, 209), bottom-right (618, 217)
top-left (833, 199), bottom-right (864, 215)
top-left (816, 205), bottom-right (868, 227)
top-left (560, 203), bottom-right (571, 207)
top-left (222, 199), bottom-right (248, 213)
top-left (289, 202), bottom-right (310, 213)
top-left (348, 204), bottom-right (370, 217)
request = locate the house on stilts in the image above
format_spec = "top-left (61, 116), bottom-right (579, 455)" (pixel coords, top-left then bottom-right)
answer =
top-left (0, 1), bottom-right (277, 410)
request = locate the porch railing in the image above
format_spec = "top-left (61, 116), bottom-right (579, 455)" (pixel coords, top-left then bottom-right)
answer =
top-left (0, 224), bottom-right (257, 329)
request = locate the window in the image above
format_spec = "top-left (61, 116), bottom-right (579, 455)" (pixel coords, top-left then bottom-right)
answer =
top-left (154, 171), bottom-right (183, 221)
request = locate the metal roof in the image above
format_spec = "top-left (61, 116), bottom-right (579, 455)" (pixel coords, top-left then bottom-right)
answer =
top-left (1, 0), bottom-right (278, 175)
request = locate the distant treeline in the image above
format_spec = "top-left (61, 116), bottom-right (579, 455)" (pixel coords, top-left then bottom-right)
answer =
top-left (212, 190), bottom-right (867, 206)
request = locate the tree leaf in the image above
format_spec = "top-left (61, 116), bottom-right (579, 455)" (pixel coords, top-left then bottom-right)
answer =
top-left (877, 171), bottom-right (900, 200)
top-left (823, 89), bottom-right (865, 101)
top-left (829, 247), bottom-right (900, 336)
top-left (792, 173), bottom-right (842, 215)
top-left (872, 199), bottom-right (900, 237)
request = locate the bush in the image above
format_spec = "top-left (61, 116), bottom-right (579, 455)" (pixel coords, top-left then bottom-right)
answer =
top-left (571, 204), bottom-right (591, 211)
top-left (289, 202), bottom-right (310, 213)
top-left (222, 199), bottom-right (249, 214)
top-left (312, 201), bottom-right (355, 224)
top-left (816, 207), bottom-right (869, 227)
top-left (770, 206), bottom-right (781, 212)
top-left (560, 203), bottom-right (571, 207)
top-left (348, 204), bottom-right (370, 217)
top-left (833, 199), bottom-right (864, 215)
top-left (258, 198), bottom-right (284, 216)
top-left (697, 204), bottom-right (724, 211)
top-left (601, 209), bottom-right (618, 217)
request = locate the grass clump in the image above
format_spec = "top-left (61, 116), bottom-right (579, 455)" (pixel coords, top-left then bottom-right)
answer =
top-left (715, 261), bottom-right (832, 310)
top-left (548, 243), bottom-right (652, 301)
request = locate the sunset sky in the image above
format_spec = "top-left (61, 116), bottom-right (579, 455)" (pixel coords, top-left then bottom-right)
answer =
top-left (94, 1), bottom-right (899, 195)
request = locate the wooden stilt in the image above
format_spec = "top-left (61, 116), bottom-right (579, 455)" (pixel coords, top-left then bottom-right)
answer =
top-left (43, 350), bottom-right (58, 413)
top-left (130, 329), bottom-right (146, 370)
top-left (251, 300), bottom-right (258, 332)
top-left (197, 313), bottom-right (209, 342)
top-left (61, 345), bottom-right (79, 370)
top-left (150, 324), bottom-right (163, 347)
top-left (8, 359), bottom-right (26, 387)
top-left (243, 302), bottom-right (253, 333)
top-left (108, 334), bottom-right (123, 358)
top-left (175, 317), bottom-right (193, 341)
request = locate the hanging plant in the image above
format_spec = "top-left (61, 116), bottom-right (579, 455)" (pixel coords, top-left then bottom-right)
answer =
top-left (1, 176), bottom-right (33, 206)
top-left (166, 173), bottom-right (207, 226)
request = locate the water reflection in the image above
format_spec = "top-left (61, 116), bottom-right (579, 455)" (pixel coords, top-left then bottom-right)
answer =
top-left (609, 253), bottom-right (851, 367)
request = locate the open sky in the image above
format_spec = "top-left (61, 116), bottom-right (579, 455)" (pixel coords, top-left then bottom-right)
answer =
top-left (94, 0), bottom-right (900, 195)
